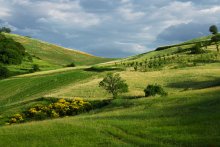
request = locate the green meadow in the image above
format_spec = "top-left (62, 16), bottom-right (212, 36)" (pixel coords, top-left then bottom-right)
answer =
top-left (0, 33), bottom-right (220, 146)
top-left (3, 33), bottom-right (113, 74)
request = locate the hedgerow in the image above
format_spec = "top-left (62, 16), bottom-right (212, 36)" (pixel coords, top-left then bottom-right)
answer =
top-left (8, 98), bottom-right (93, 124)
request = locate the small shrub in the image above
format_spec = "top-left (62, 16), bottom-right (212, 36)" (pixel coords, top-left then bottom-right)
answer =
top-left (134, 66), bottom-right (138, 71)
top-left (9, 114), bottom-right (24, 124)
top-left (144, 84), bottom-right (167, 97)
top-left (29, 64), bottom-right (40, 73)
top-left (66, 62), bottom-right (76, 67)
top-left (190, 43), bottom-right (205, 54)
top-left (0, 65), bottom-right (10, 79)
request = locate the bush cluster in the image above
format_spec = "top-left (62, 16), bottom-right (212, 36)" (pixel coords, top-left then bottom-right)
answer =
top-left (190, 44), bottom-right (205, 54)
top-left (0, 65), bottom-right (10, 79)
top-left (144, 84), bottom-right (167, 97)
top-left (66, 62), bottom-right (76, 67)
top-left (0, 34), bottom-right (27, 65)
top-left (29, 64), bottom-right (40, 73)
top-left (9, 98), bottom-right (92, 124)
top-left (9, 114), bottom-right (24, 124)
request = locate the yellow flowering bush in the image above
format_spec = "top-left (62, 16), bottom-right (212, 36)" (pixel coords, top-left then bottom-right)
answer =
top-left (9, 113), bottom-right (24, 124)
top-left (6, 97), bottom-right (105, 125)
top-left (9, 97), bottom-right (93, 124)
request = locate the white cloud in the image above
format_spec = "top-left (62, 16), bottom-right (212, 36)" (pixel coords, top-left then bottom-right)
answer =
top-left (0, 8), bottom-right (11, 18)
top-left (35, 1), bottom-right (101, 28)
top-left (115, 41), bottom-right (147, 54)
top-left (1, 0), bottom-right (220, 57)
top-left (120, 0), bottom-right (130, 4)
top-left (12, 0), bottom-right (30, 6)
top-left (36, 18), bottom-right (49, 23)
top-left (201, 6), bottom-right (220, 14)
top-left (118, 7), bottom-right (145, 21)
top-left (0, 1), bottom-right (11, 19)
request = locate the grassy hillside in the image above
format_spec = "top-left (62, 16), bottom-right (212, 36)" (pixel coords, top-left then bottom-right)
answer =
top-left (0, 62), bottom-right (219, 146)
top-left (115, 35), bottom-right (213, 63)
top-left (3, 33), bottom-right (113, 74)
top-left (0, 34), bottom-right (220, 146)
top-left (103, 37), bottom-right (219, 73)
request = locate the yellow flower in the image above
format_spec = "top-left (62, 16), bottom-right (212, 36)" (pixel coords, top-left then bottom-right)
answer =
top-left (10, 118), bottom-right (17, 123)
top-left (29, 108), bottom-right (37, 114)
top-left (73, 97), bottom-right (83, 102)
top-left (51, 110), bottom-right (59, 118)
top-left (58, 98), bottom-right (66, 103)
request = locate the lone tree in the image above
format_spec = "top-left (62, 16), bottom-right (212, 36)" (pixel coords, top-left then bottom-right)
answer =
top-left (209, 25), bottom-right (220, 52)
top-left (99, 73), bottom-right (128, 98)
top-left (209, 25), bottom-right (218, 35)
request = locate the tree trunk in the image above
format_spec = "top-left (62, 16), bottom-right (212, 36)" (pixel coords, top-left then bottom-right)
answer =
top-left (217, 44), bottom-right (219, 52)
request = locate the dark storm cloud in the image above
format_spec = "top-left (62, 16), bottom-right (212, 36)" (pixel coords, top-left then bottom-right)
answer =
top-left (157, 23), bottom-right (212, 42)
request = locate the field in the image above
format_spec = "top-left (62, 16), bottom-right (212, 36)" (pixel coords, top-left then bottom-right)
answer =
top-left (0, 34), bottom-right (220, 146)
top-left (0, 61), bottom-right (219, 146)
top-left (3, 33), bottom-right (113, 74)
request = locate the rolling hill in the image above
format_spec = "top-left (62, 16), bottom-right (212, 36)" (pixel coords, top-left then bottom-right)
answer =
top-left (2, 33), bottom-right (113, 74)
top-left (0, 34), bottom-right (219, 146)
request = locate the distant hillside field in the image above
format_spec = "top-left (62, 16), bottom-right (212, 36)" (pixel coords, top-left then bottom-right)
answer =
top-left (3, 33), bottom-right (113, 74)
top-left (0, 34), bottom-right (220, 146)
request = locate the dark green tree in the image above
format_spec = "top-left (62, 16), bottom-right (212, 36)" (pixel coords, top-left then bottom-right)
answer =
top-left (209, 25), bottom-right (218, 35)
top-left (211, 34), bottom-right (220, 52)
top-left (144, 84), bottom-right (167, 97)
top-left (190, 43), bottom-right (204, 54)
top-left (29, 64), bottom-right (40, 73)
top-left (0, 65), bottom-right (10, 79)
top-left (209, 25), bottom-right (220, 52)
top-left (99, 73), bottom-right (128, 98)
top-left (0, 33), bottom-right (26, 64)
top-left (66, 62), bottom-right (76, 67)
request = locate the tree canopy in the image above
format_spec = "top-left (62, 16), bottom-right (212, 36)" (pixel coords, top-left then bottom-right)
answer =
top-left (209, 25), bottom-right (218, 35)
top-left (0, 34), bottom-right (26, 64)
top-left (99, 73), bottom-right (128, 98)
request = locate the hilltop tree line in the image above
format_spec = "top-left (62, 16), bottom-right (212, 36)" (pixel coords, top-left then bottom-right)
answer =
top-left (0, 33), bottom-right (26, 64)
top-left (116, 25), bottom-right (220, 72)
top-left (0, 27), bottom-right (32, 79)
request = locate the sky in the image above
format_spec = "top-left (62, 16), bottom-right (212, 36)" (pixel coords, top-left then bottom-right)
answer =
top-left (0, 0), bottom-right (220, 58)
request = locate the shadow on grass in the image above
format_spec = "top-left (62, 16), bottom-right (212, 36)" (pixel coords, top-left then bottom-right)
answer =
top-left (122, 95), bottom-right (144, 99)
top-left (84, 66), bottom-right (122, 72)
top-left (167, 78), bottom-right (220, 90)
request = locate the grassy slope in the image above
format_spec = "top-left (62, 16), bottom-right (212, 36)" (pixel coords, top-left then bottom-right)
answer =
top-left (0, 35), bottom-right (220, 146)
top-left (0, 62), bottom-right (219, 146)
top-left (4, 33), bottom-right (113, 73)
top-left (114, 35), bottom-right (214, 64)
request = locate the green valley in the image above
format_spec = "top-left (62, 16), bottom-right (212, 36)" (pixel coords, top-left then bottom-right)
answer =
top-left (0, 31), bottom-right (219, 146)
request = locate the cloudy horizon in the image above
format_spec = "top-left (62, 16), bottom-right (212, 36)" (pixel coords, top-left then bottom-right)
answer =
top-left (0, 0), bottom-right (220, 57)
